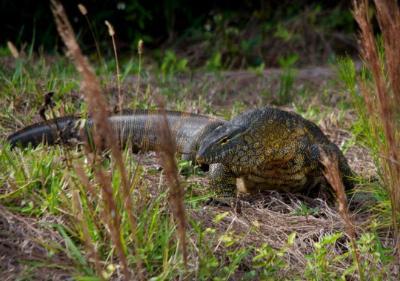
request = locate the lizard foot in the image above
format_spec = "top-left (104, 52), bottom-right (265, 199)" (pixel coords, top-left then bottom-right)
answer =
top-left (205, 197), bottom-right (232, 207)
top-left (205, 197), bottom-right (245, 213)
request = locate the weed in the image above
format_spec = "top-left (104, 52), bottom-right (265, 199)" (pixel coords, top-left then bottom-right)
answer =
top-left (305, 232), bottom-right (350, 280)
top-left (160, 50), bottom-right (188, 80)
top-left (252, 232), bottom-right (296, 279)
top-left (249, 62), bottom-right (265, 77)
top-left (205, 52), bottom-right (222, 72)
top-left (275, 54), bottom-right (298, 105)
top-left (292, 202), bottom-right (320, 217)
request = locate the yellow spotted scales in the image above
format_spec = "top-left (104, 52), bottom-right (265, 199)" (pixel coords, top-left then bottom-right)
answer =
top-left (196, 107), bottom-right (353, 198)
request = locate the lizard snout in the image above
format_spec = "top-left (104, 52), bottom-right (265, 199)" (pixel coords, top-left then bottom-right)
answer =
top-left (196, 154), bottom-right (206, 164)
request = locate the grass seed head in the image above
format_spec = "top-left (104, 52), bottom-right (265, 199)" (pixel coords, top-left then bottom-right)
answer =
top-left (105, 20), bottom-right (115, 36)
top-left (78, 4), bottom-right (87, 15)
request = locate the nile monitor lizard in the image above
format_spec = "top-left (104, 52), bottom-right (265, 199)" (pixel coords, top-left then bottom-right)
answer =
top-left (7, 107), bottom-right (353, 198)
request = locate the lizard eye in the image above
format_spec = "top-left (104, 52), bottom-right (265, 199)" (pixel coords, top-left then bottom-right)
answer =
top-left (220, 137), bottom-right (229, 145)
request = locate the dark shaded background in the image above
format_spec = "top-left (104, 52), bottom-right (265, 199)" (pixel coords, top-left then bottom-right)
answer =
top-left (1, 0), bottom-right (356, 66)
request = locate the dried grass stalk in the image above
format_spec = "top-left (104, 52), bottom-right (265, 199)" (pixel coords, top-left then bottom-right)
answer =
top-left (353, 0), bottom-right (400, 258)
top-left (156, 102), bottom-right (188, 267)
top-left (319, 148), bottom-right (364, 281)
top-left (77, 3), bottom-right (104, 67)
top-left (105, 20), bottom-right (122, 111)
top-left (135, 39), bottom-right (143, 99)
top-left (50, 0), bottom-right (144, 279)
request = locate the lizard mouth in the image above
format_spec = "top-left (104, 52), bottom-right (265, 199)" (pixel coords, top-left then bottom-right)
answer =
top-left (195, 154), bottom-right (206, 164)
top-left (196, 149), bottom-right (232, 165)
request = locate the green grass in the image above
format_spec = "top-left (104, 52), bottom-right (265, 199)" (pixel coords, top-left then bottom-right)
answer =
top-left (0, 47), bottom-right (398, 280)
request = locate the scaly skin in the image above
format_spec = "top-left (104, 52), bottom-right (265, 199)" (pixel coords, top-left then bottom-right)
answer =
top-left (196, 107), bottom-right (353, 198)
top-left (7, 107), bottom-right (353, 199)
top-left (7, 110), bottom-right (225, 162)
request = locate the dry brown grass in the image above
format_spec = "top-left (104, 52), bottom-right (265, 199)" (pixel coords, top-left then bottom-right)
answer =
top-left (156, 102), bottom-right (188, 266)
top-left (50, 0), bottom-right (190, 278)
top-left (50, 0), bottom-right (142, 279)
top-left (189, 192), bottom-right (369, 279)
top-left (319, 149), bottom-right (364, 280)
top-left (0, 205), bottom-right (74, 280)
top-left (353, 0), bottom-right (400, 258)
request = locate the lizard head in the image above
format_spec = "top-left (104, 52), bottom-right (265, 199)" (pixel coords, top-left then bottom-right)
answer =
top-left (196, 123), bottom-right (246, 165)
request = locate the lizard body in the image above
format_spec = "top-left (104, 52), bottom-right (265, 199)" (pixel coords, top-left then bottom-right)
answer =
top-left (7, 107), bottom-right (353, 198)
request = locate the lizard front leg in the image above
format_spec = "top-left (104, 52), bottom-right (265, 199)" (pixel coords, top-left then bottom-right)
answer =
top-left (208, 163), bottom-right (237, 205)
top-left (310, 143), bottom-right (354, 192)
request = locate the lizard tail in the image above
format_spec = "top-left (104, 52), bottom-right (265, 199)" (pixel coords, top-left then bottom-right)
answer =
top-left (7, 116), bottom-right (81, 148)
top-left (7, 111), bottom-right (223, 154)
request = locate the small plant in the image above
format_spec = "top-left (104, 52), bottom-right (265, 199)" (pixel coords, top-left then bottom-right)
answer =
top-left (205, 52), bottom-right (222, 71)
top-left (305, 233), bottom-right (352, 280)
top-left (249, 62), bottom-right (265, 77)
top-left (252, 232), bottom-right (296, 279)
top-left (160, 50), bottom-right (188, 80)
top-left (275, 54), bottom-right (298, 105)
top-left (357, 230), bottom-right (393, 280)
top-left (274, 23), bottom-right (294, 42)
top-left (292, 202), bottom-right (320, 217)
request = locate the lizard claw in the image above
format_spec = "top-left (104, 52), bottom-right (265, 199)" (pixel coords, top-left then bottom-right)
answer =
top-left (205, 197), bottom-right (231, 207)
